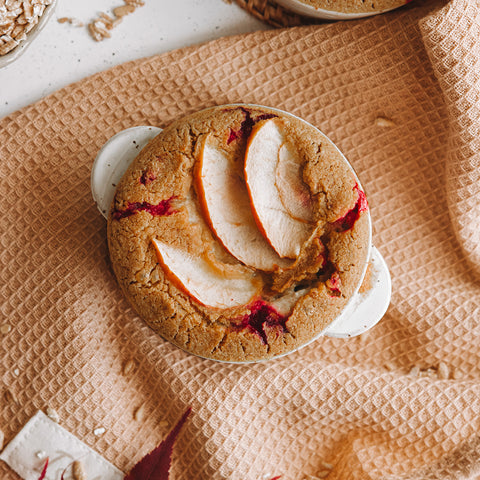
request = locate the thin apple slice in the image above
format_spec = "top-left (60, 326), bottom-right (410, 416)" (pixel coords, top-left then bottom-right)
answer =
top-left (276, 142), bottom-right (314, 223)
top-left (196, 135), bottom-right (291, 271)
top-left (245, 119), bottom-right (313, 259)
top-left (152, 238), bottom-right (259, 309)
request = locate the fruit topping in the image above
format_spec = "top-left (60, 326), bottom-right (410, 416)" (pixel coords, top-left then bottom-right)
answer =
top-left (332, 185), bottom-right (368, 232)
top-left (151, 238), bottom-right (259, 309)
top-left (195, 134), bottom-right (291, 271)
top-left (235, 299), bottom-right (288, 345)
top-left (244, 118), bottom-right (314, 258)
top-left (112, 197), bottom-right (177, 220)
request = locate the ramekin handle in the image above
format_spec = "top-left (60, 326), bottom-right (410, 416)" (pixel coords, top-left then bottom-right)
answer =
top-left (91, 126), bottom-right (162, 219)
top-left (323, 246), bottom-right (391, 338)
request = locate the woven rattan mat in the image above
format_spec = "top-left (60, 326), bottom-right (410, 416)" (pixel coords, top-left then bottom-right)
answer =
top-left (234, 0), bottom-right (317, 27)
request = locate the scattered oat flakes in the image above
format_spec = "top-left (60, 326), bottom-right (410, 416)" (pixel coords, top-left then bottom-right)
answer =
top-left (70, 18), bottom-right (83, 27)
top-left (0, 428), bottom-right (4, 452)
top-left (88, 22), bottom-right (103, 42)
top-left (409, 365), bottom-right (420, 377)
top-left (70, 18), bottom-right (85, 28)
top-left (0, 38), bottom-right (17, 55)
top-left (23, 2), bottom-right (33, 20)
top-left (57, 16), bottom-right (84, 27)
top-left (124, 0), bottom-right (145, 6)
top-left (72, 460), bottom-right (87, 480)
top-left (46, 406), bottom-right (60, 423)
top-left (0, 324), bottom-right (11, 334)
top-left (374, 116), bottom-right (396, 128)
top-left (320, 461), bottom-right (333, 470)
top-left (113, 5), bottom-right (135, 18)
top-left (123, 359), bottom-right (135, 375)
top-left (93, 426), bottom-right (106, 436)
top-left (99, 12), bottom-right (115, 28)
top-left (92, 20), bottom-right (111, 38)
top-left (438, 361), bottom-right (450, 380)
top-left (304, 474), bottom-right (330, 480)
top-left (317, 471), bottom-right (332, 479)
top-left (304, 472), bottom-right (331, 479)
top-left (133, 403), bottom-right (145, 422)
top-left (5, 388), bottom-right (18, 404)
top-left (88, 0), bottom-right (143, 42)
top-left (452, 368), bottom-right (462, 380)
top-left (158, 420), bottom-right (168, 429)
top-left (419, 368), bottom-right (437, 378)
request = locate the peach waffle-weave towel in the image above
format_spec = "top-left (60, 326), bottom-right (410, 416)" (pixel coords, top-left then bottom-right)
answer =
top-left (1, 0), bottom-right (479, 478)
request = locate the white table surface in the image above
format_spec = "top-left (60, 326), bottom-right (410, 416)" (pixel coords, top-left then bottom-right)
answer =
top-left (0, 0), bottom-right (269, 119)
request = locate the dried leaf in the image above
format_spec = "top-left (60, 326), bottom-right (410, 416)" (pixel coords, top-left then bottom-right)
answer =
top-left (38, 458), bottom-right (49, 480)
top-left (125, 408), bottom-right (191, 480)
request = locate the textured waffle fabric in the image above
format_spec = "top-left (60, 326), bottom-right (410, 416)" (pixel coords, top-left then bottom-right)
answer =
top-left (1, 0), bottom-right (480, 478)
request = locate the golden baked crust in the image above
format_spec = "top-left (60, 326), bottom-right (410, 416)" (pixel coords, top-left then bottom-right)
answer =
top-left (107, 105), bottom-right (370, 362)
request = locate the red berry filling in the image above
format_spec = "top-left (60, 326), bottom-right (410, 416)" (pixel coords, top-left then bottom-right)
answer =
top-left (227, 107), bottom-right (277, 144)
top-left (139, 170), bottom-right (156, 185)
top-left (332, 185), bottom-right (368, 232)
top-left (113, 196), bottom-right (177, 220)
top-left (317, 239), bottom-right (328, 270)
top-left (235, 300), bottom-right (288, 345)
top-left (326, 272), bottom-right (341, 296)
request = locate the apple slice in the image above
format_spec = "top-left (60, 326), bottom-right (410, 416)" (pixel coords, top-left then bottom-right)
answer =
top-left (276, 142), bottom-right (314, 223)
top-left (196, 135), bottom-right (291, 271)
top-left (152, 238), bottom-right (259, 309)
top-left (245, 119), bottom-right (313, 259)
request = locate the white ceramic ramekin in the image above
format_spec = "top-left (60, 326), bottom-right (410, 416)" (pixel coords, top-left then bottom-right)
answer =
top-left (91, 105), bottom-right (391, 358)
